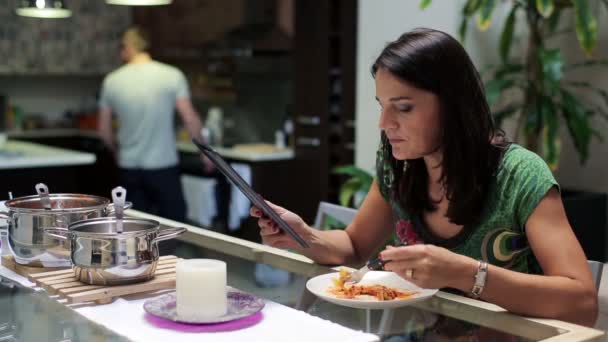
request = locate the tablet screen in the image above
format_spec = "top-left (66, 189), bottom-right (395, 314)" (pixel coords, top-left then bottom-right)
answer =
top-left (192, 140), bottom-right (309, 248)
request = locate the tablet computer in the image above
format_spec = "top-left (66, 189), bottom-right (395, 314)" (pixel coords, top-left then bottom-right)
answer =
top-left (192, 139), bottom-right (309, 248)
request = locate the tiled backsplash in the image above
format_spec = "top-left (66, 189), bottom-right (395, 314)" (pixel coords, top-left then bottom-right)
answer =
top-left (0, 0), bottom-right (130, 75)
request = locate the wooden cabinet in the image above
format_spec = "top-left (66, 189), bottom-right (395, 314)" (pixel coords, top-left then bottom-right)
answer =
top-left (291, 0), bottom-right (356, 222)
top-left (132, 0), bottom-right (250, 59)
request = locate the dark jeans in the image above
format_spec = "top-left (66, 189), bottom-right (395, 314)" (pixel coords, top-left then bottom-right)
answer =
top-left (209, 170), bottom-right (231, 230)
top-left (120, 166), bottom-right (186, 255)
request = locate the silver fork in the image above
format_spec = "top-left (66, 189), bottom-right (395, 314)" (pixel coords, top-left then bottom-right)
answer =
top-left (345, 240), bottom-right (406, 285)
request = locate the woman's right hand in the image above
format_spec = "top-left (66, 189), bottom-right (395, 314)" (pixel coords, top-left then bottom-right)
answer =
top-left (250, 201), bottom-right (313, 250)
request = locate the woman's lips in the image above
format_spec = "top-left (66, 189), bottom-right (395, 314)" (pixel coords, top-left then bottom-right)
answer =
top-left (388, 138), bottom-right (404, 144)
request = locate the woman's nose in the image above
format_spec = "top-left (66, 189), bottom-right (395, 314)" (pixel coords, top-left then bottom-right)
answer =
top-left (378, 109), bottom-right (396, 130)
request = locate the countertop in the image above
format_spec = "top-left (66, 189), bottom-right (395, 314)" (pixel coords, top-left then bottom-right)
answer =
top-left (176, 141), bottom-right (294, 162)
top-left (0, 140), bottom-right (96, 169)
top-left (7, 129), bottom-right (295, 162)
top-left (6, 129), bottom-right (100, 140)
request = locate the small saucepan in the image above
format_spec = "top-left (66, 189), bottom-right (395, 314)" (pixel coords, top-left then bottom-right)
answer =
top-left (46, 217), bottom-right (186, 285)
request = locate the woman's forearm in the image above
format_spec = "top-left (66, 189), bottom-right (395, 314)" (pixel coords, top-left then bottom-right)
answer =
top-left (300, 229), bottom-right (360, 266)
top-left (452, 259), bottom-right (598, 326)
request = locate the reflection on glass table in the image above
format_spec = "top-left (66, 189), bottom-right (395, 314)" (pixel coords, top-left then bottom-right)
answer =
top-left (154, 205), bottom-right (603, 342)
top-left (0, 278), bottom-right (128, 342)
top-left (188, 248), bottom-right (560, 342)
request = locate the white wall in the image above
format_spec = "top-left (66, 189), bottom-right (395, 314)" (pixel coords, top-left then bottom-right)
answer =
top-left (355, 0), bottom-right (608, 194)
top-left (355, 0), bottom-right (503, 172)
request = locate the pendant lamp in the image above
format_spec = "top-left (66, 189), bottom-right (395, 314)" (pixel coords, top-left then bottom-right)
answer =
top-left (16, 0), bottom-right (72, 19)
top-left (105, 0), bottom-right (172, 5)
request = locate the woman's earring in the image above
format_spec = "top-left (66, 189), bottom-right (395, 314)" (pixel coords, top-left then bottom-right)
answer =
top-left (403, 162), bottom-right (408, 173)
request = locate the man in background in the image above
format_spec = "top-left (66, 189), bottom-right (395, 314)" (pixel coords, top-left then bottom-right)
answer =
top-left (98, 27), bottom-right (208, 253)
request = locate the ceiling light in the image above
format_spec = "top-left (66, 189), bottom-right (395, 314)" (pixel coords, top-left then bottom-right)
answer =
top-left (105, 0), bottom-right (172, 5)
top-left (16, 0), bottom-right (72, 19)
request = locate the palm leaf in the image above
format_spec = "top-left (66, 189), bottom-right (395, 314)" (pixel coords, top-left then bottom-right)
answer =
top-left (560, 89), bottom-right (593, 163)
top-left (321, 215), bottom-right (348, 231)
top-left (540, 48), bottom-right (563, 93)
top-left (485, 78), bottom-right (515, 107)
top-left (546, 7), bottom-right (562, 33)
top-left (459, 17), bottom-right (469, 43)
top-left (493, 104), bottom-right (520, 127)
top-left (499, 5), bottom-right (518, 62)
top-left (476, 0), bottom-right (497, 31)
top-left (333, 165), bottom-right (373, 183)
top-left (419, 0), bottom-right (432, 10)
top-left (339, 178), bottom-right (362, 207)
top-left (565, 81), bottom-right (608, 110)
top-left (540, 96), bottom-right (560, 170)
top-left (524, 102), bottom-right (542, 138)
top-left (536, 0), bottom-right (555, 18)
top-left (495, 63), bottom-right (524, 79)
top-left (463, 0), bottom-right (483, 15)
top-left (564, 59), bottom-right (608, 71)
top-left (571, 0), bottom-right (598, 56)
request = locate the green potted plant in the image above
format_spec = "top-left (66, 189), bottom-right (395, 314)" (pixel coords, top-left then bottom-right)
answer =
top-left (421, 0), bottom-right (607, 170)
top-left (333, 165), bottom-right (374, 209)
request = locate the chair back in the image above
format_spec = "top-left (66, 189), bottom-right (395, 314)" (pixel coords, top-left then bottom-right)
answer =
top-left (588, 260), bottom-right (603, 291)
top-left (313, 202), bottom-right (358, 230)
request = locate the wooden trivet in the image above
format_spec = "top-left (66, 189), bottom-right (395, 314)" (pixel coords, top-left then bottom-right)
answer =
top-left (28, 255), bottom-right (178, 305)
top-left (1, 255), bottom-right (70, 277)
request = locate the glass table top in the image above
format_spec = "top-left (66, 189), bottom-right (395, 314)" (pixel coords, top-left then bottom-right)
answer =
top-left (0, 211), bottom-right (604, 342)
top-left (0, 278), bottom-right (128, 342)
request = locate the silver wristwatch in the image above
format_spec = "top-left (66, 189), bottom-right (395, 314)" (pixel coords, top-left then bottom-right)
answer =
top-left (471, 260), bottom-right (488, 299)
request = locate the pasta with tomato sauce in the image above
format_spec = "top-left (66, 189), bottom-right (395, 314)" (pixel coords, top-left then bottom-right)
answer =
top-left (328, 268), bottom-right (418, 300)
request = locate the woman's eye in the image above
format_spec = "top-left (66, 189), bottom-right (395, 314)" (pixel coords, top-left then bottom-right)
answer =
top-left (397, 105), bottom-right (413, 112)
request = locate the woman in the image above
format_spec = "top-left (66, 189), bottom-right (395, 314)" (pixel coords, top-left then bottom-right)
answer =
top-left (251, 28), bottom-right (597, 326)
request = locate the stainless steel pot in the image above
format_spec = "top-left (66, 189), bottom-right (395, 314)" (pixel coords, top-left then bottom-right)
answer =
top-left (46, 217), bottom-right (186, 285)
top-left (0, 194), bottom-right (132, 267)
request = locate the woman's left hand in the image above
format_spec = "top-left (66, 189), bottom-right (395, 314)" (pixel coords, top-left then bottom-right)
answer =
top-left (380, 244), bottom-right (477, 290)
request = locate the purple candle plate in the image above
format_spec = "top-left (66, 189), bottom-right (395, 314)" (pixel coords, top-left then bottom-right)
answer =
top-left (144, 312), bottom-right (264, 333)
top-left (143, 288), bottom-right (265, 324)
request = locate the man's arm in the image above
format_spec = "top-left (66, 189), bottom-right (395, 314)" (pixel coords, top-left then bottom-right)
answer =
top-left (175, 98), bottom-right (204, 142)
top-left (98, 106), bottom-right (114, 150)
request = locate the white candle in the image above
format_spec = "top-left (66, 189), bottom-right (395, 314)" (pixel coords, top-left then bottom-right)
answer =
top-left (176, 259), bottom-right (227, 320)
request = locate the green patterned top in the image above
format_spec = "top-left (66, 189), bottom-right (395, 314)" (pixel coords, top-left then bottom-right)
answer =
top-left (376, 142), bottom-right (558, 274)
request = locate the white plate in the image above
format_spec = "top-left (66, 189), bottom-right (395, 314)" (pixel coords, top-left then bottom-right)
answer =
top-left (306, 271), bottom-right (438, 310)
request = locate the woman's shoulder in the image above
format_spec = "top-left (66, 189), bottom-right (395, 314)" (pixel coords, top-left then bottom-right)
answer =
top-left (500, 143), bottom-right (552, 175)
top-left (496, 143), bottom-right (559, 196)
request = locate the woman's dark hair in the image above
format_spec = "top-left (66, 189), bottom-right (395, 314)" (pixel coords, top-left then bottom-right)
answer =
top-left (372, 28), bottom-right (507, 226)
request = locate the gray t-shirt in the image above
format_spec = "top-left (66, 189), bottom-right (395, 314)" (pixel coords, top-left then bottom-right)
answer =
top-left (99, 61), bottom-right (189, 169)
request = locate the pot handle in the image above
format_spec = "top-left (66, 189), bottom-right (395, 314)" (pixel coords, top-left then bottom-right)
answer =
top-left (44, 228), bottom-right (69, 240)
top-left (154, 227), bottom-right (187, 243)
top-left (104, 201), bottom-right (133, 216)
top-left (36, 183), bottom-right (52, 210)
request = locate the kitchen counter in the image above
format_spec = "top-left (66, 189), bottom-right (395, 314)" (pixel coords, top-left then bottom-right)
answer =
top-left (7, 129), bottom-right (295, 162)
top-left (177, 141), bottom-right (294, 162)
top-left (0, 140), bottom-right (96, 170)
top-left (6, 128), bottom-right (100, 140)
